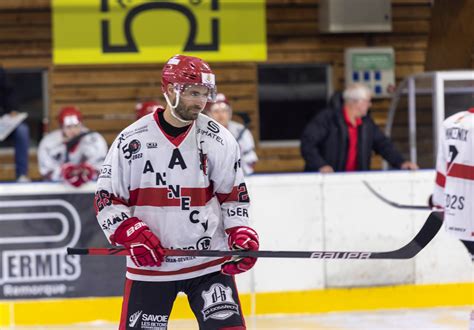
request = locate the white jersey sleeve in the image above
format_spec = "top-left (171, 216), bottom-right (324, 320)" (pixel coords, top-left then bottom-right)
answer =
top-left (207, 124), bottom-right (251, 230)
top-left (95, 135), bottom-right (133, 242)
top-left (227, 120), bottom-right (258, 175)
top-left (37, 130), bottom-right (64, 180)
top-left (79, 132), bottom-right (109, 171)
top-left (239, 128), bottom-right (258, 175)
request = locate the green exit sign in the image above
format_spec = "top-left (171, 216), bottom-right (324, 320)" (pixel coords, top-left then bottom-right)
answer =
top-left (352, 53), bottom-right (394, 71)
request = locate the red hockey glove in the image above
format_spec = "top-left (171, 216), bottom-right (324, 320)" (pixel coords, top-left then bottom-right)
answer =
top-left (111, 217), bottom-right (164, 267)
top-left (61, 163), bottom-right (84, 187)
top-left (221, 226), bottom-right (259, 276)
top-left (79, 162), bottom-right (96, 183)
top-left (61, 163), bottom-right (96, 187)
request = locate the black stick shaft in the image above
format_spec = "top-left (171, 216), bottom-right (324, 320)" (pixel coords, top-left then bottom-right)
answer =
top-left (67, 212), bottom-right (442, 260)
top-left (363, 181), bottom-right (432, 210)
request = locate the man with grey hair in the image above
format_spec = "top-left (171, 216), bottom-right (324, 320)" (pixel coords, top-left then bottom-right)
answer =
top-left (301, 83), bottom-right (418, 173)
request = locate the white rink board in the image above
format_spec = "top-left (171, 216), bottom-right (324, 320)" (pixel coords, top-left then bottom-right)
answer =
top-left (1, 170), bottom-right (471, 296)
top-left (246, 174), bottom-right (325, 293)
top-left (242, 170), bottom-right (472, 293)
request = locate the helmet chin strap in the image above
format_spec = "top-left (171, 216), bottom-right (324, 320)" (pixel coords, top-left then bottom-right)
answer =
top-left (163, 90), bottom-right (193, 125)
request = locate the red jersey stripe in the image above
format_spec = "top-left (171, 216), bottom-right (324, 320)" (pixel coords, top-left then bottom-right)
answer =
top-left (127, 257), bottom-right (228, 276)
top-left (216, 184), bottom-right (250, 204)
top-left (95, 192), bottom-right (129, 215)
top-left (435, 171), bottom-right (446, 188)
top-left (111, 195), bottom-right (128, 206)
top-left (216, 186), bottom-right (239, 204)
top-left (128, 186), bottom-right (214, 207)
top-left (447, 163), bottom-right (474, 181)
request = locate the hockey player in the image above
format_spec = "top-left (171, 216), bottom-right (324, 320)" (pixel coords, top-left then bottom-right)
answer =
top-left (431, 107), bottom-right (474, 329)
top-left (206, 93), bottom-right (258, 175)
top-left (95, 55), bottom-right (259, 330)
top-left (38, 106), bottom-right (108, 187)
top-left (135, 100), bottom-right (161, 120)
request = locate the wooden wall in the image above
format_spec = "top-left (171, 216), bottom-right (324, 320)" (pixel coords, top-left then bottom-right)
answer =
top-left (0, 0), bottom-right (433, 180)
top-left (261, 0), bottom-right (432, 172)
top-left (425, 0), bottom-right (474, 70)
top-left (0, 0), bottom-right (50, 180)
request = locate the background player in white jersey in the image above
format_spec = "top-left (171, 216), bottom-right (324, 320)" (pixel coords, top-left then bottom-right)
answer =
top-left (431, 107), bottom-right (474, 329)
top-left (95, 55), bottom-right (259, 330)
top-left (38, 106), bottom-right (108, 187)
top-left (205, 93), bottom-right (258, 175)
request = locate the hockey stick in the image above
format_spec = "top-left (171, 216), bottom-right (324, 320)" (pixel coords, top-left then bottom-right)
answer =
top-left (67, 212), bottom-right (442, 260)
top-left (363, 180), bottom-right (431, 210)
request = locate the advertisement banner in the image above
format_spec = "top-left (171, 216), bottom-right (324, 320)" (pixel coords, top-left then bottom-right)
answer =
top-left (0, 191), bottom-right (124, 299)
top-left (52, 0), bottom-right (267, 64)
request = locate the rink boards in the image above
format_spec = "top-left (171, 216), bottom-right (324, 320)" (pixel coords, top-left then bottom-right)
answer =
top-left (0, 170), bottom-right (472, 327)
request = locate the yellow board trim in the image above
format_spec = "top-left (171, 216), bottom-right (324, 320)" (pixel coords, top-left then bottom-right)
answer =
top-left (1, 283), bottom-right (472, 326)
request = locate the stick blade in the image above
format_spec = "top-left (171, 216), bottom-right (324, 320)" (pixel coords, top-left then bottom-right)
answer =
top-left (372, 211), bottom-right (443, 259)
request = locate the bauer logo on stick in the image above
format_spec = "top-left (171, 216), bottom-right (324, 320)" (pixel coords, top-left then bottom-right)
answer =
top-left (310, 252), bottom-right (372, 259)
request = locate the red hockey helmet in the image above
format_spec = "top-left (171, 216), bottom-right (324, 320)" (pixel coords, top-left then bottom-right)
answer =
top-left (207, 93), bottom-right (232, 115)
top-left (58, 106), bottom-right (82, 127)
top-left (161, 54), bottom-right (216, 102)
top-left (206, 93), bottom-right (232, 113)
top-left (136, 101), bottom-right (159, 119)
top-left (214, 93), bottom-right (229, 106)
top-left (206, 93), bottom-right (233, 126)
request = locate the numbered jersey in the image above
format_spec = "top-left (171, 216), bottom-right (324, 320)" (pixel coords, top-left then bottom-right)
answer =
top-left (95, 111), bottom-right (251, 281)
top-left (433, 108), bottom-right (474, 241)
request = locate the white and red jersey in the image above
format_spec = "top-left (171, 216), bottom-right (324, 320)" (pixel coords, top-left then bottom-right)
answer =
top-left (38, 128), bottom-right (108, 180)
top-left (433, 108), bottom-right (474, 241)
top-left (95, 111), bottom-right (251, 281)
top-left (227, 121), bottom-right (258, 175)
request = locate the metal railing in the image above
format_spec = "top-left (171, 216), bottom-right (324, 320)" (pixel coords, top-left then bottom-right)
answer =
top-left (384, 70), bottom-right (474, 168)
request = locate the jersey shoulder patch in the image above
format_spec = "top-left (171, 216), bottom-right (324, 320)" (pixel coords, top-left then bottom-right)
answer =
top-left (119, 119), bottom-right (152, 141)
top-left (195, 114), bottom-right (236, 148)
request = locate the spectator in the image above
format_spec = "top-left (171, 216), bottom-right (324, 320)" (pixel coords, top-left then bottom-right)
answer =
top-left (206, 93), bottom-right (258, 175)
top-left (135, 100), bottom-right (161, 120)
top-left (0, 67), bottom-right (30, 182)
top-left (38, 106), bottom-right (108, 187)
top-left (301, 83), bottom-right (418, 173)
